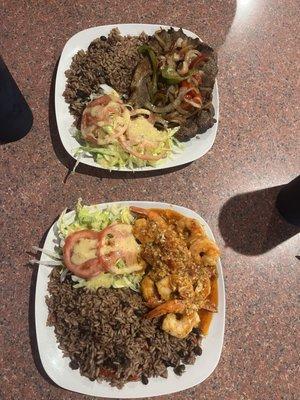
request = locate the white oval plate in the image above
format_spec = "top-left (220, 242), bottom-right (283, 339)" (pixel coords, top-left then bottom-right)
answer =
top-left (35, 201), bottom-right (225, 398)
top-left (55, 24), bottom-right (219, 171)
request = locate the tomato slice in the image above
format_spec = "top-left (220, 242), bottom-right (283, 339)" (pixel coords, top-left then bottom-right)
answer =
top-left (63, 230), bottom-right (104, 279)
top-left (97, 224), bottom-right (140, 272)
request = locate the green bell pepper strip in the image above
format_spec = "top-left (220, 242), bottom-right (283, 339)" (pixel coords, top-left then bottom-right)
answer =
top-left (139, 45), bottom-right (158, 98)
top-left (161, 66), bottom-right (199, 85)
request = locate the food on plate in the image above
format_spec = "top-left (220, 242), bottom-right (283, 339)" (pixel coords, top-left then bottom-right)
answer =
top-left (64, 29), bottom-right (148, 127)
top-left (75, 91), bottom-right (179, 168)
top-left (130, 28), bottom-right (217, 141)
top-left (63, 27), bottom-right (217, 168)
top-left (37, 201), bottom-right (220, 387)
top-left (47, 268), bottom-right (201, 388)
top-left (131, 207), bottom-right (219, 338)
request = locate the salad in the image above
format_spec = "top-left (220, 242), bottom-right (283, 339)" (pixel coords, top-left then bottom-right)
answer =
top-left (74, 91), bottom-right (181, 169)
top-left (33, 200), bottom-right (145, 291)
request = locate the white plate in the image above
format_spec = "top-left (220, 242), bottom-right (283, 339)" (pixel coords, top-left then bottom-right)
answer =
top-left (35, 201), bottom-right (225, 398)
top-left (55, 24), bottom-right (219, 171)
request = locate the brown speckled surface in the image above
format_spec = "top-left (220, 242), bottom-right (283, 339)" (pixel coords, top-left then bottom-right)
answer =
top-left (1, 1), bottom-right (299, 399)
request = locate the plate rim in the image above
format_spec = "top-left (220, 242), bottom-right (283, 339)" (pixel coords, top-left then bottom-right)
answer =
top-left (55, 23), bottom-right (219, 172)
top-left (35, 200), bottom-right (225, 398)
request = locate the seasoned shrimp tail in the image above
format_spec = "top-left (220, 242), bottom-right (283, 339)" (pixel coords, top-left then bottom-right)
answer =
top-left (140, 276), bottom-right (162, 308)
top-left (130, 207), bottom-right (167, 227)
top-left (130, 206), bottom-right (149, 216)
top-left (145, 299), bottom-right (186, 319)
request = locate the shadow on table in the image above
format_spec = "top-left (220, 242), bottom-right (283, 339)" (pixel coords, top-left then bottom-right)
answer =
top-left (218, 185), bottom-right (300, 255)
top-left (48, 61), bottom-right (191, 183)
top-left (27, 223), bottom-right (59, 388)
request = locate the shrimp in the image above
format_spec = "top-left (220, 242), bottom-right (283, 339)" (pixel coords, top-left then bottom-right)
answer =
top-left (131, 207), bottom-right (169, 245)
top-left (145, 299), bottom-right (186, 319)
top-left (190, 238), bottom-right (220, 266)
top-left (130, 206), bottom-right (167, 229)
top-left (156, 276), bottom-right (173, 301)
top-left (162, 311), bottom-right (200, 339)
top-left (163, 211), bottom-right (204, 245)
top-left (146, 299), bottom-right (199, 339)
top-left (132, 218), bottom-right (155, 244)
top-left (140, 276), bottom-right (161, 308)
top-left (171, 274), bottom-right (195, 300)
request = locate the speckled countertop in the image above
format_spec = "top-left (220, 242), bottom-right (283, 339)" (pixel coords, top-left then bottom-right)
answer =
top-left (1, 1), bottom-right (299, 399)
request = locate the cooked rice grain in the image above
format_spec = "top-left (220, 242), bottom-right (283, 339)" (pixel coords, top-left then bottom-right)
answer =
top-left (63, 28), bottom-right (148, 128)
top-left (46, 268), bottom-right (202, 388)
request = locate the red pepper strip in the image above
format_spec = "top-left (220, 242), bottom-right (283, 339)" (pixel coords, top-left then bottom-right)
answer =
top-left (63, 230), bottom-right (104, 279)
top-left (180, 80), bottom-right (201, 105)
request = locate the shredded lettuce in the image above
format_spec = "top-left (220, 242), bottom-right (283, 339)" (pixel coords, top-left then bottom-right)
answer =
top-left (73, 127), bottom-right (182, 170)
top-left (56, 200), bottom-right (143, 292)
top-left (57, 199), bottom-right (134, 238)
top-left (72, 271), bottom-right (143, 292)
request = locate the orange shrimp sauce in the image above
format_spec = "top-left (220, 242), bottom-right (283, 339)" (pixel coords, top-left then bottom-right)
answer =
top-left (153, 208), bottom-right (219, 335)
top-left (199, 276), bottom-right (218, 335)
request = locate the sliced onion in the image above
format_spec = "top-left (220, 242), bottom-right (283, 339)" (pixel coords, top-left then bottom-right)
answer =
top-left (118, 136), bottom-right (165, 161)
top-left (130, 108), bottom-right (151, 117)
top-left (153, 116), bottom-right (169, 128)
top-left (178, 61), bottom-right (189, 76)
top-left (144, 101), bottom-right (175, 114)
top-left (185, 49), bottom-right (200, 63)
top-left (184, 97), bottom-right (202, 108)
top-left (154, 33), bottom-right (167, 49)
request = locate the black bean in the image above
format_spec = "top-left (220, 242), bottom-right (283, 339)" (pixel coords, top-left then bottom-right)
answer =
top-left (89, 377), bottom-right (96, 382)
top-left (141, 374), bottom-right (149, 385)
top-left (95, 69), bottom-right (105, 78)
top-left (174, 364), bottom-right (185, 376)
top-left (103, 358), bottom-right (114, 369)
top-left (193, 345), bottom-right (202, 356)
top-left (76, 89), bottom-right (89, 98)
top-left (192, 327), bottom-right (201, 337)
top-left (146, 338), bottom-right (154, 346)
top-left (69, 359), bottom-right (79, 370)
top-left (134, 309), bottom-right (144, 317)
top-left (177, 349), bottom-right (185, 358)
top-left (88, 42), bottom-right (98, 51)
top-left (121, 300), bottom-right (130, 307)
top-left (164, 360), bottom-right (175, 367)
top-left (100, 35), bottom-right (107, 41)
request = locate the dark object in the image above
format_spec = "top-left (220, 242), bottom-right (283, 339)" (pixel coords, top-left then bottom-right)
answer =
top-left (164, 360), bottom-right (176, 367)
top-left (0, 57), bottom-right (33, 143)
top-left (276, 176), bottom-right (300, 226)
top-left (69, 359), bottom-right (79, 370)
top-left (134, 309), bottom-right (144, 317)
top-left (177, 349), bottom-right (185, 358)
top-left (141, 374), bottom-right (149, 385)
top-left (192, 327), bottom-right (201, 336)
top-left (193, 345), bottom-right (202, 356)
top-left (219, 186), bottom-right (300, 255)
top-left (174, 364), bottom-right (185, 376)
